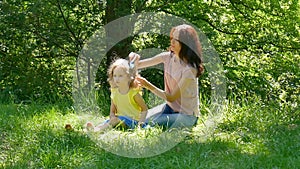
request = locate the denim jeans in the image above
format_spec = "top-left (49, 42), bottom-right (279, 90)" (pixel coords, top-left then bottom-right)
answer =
top-left (103, 116), bottom-right (147, 129)
top-left (146, 104), bottom-right (198, 128)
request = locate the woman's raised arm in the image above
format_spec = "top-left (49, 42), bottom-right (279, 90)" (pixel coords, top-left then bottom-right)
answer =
top-left (129, 52), bottom-right (167, 69)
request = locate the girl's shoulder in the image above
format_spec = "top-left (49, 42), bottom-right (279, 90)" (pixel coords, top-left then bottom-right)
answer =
top-left (110, 87), bottom-right (117, 92)
top-left (129, 87), bottom-right (141, 93)
top-left (129, 87), bottom-right (142, 96)
top-left (110, 87), bottom-right (117, 99)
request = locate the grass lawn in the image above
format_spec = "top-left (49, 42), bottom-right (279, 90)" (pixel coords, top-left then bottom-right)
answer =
top-left (0, 98), bottom-right (299, 169)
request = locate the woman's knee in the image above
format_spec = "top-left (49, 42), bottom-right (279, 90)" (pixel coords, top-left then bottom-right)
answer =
top-left (150, 114), bottom-right (197, 128)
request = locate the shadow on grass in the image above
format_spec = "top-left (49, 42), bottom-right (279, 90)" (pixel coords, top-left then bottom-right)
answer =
top-left (83, 122), bottom-right (300, 169)
top-left (2, 122), bottom-right (300, 169)
top-left (1, 103), bottom-right (299, 169)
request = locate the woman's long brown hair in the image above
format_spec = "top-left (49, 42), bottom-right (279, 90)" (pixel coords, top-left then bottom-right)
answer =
top-left (170, 25), bottom-right (204, 77)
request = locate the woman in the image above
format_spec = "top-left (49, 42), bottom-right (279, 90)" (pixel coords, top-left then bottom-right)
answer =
top-left (130, 24), bottom-right (204, 128)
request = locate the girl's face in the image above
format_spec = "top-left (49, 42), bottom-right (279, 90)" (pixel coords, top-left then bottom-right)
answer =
top-left (170, 29), bottom-right (181, 55)
top-left (113, 66), bottom-right (130, 87)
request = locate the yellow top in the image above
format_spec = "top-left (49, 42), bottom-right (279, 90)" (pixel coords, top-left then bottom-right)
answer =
top-left (110, 88), bottom-right (142, 120)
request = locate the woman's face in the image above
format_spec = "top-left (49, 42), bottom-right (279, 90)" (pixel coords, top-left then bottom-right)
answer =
top-left (170, 29), bottom-right (181, 55)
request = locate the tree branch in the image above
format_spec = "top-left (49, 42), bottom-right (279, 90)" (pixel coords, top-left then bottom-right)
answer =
top-left (200, 17), bottom-right (243, 35)
top-left (56, 0), bottom-right (82, 51)
top-left (228, 0), bottom-right (250, 20)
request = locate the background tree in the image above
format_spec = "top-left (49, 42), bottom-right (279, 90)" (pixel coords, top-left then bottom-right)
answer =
top-left (0, 0), bottom-right (299, 106)
top-left (0, 0), bottom-right (102, 102)
top-left (143, 0), bottom-right (299, 102)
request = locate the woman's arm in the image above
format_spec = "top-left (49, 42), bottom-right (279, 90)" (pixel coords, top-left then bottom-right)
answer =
top-left (129, 52), bottom-right (166, 69)
top-left (137, 76), bottom-right (193, 102)
top-left (133, 92), bottom-right (148, 125)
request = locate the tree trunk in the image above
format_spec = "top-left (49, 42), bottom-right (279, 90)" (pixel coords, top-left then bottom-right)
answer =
top-left (104, 0), bottom-right (134, 67)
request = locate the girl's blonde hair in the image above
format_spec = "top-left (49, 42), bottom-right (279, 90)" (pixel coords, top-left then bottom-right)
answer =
top-left (107, 58), bottom-right (137, 88)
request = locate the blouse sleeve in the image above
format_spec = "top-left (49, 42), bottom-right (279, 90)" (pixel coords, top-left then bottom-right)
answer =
top-left (159, 51), bottom-right (172, 63)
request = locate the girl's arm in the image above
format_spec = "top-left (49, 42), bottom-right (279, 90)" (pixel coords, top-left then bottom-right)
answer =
top-left (94, 101), bottom-right (118, 130)
top-left (133, 92), bottom-right (148, 126)
top-left (109, 100), bottom-right (117, 119)
top-left (137, 76), bottom-right (193, 102)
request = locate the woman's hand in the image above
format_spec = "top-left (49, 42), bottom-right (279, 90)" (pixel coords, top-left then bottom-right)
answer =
top-left (136, 75), bottom-right (151, 89)
top-left (137, 75), bottom-right (170, 101)
top-left (129, 52), bottom-right (140, 64)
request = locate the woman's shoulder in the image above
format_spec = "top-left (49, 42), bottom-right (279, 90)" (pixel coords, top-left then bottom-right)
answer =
top-left (158, 51), bottom-right (172, 60)
top-left (160, 51), bottom-right (171, 56)
top-left (157, 51), bottom-right (173, 64)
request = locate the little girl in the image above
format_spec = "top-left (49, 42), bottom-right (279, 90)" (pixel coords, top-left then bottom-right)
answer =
top-left (86, 58), bottom-right (148, 132)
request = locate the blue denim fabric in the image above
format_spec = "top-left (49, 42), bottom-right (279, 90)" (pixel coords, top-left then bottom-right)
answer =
top-left (118, 116), bottom-right (139, 129)
top-left (103, 116), bottom-right (147, 129)
top-left (147, 104), bottom-right (198, 128)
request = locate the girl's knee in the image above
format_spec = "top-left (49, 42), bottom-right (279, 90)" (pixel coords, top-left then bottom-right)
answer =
top-left (110, 117), bottom-right (120, 126)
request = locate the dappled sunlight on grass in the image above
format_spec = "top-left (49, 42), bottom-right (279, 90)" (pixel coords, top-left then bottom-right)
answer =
top-left (88, 127), bottom-right (188, 158)
top-left (0, 104), bottom-right (99, 168)
top-left (0, 99), bottom-right (299, 168)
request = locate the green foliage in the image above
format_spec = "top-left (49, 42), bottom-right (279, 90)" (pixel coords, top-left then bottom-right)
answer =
top-left (0, 0), bottom-right (102, 103)
top-left (0, 55), bottom-right (74, 103)
top-left (149, 0), bottom-right (300, 104)
top-left (0, 0), bottom-right (299, 107)
top-left (1, 0), bottom-right (299, 167)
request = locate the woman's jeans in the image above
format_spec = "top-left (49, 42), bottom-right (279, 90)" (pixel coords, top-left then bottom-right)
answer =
top-left (146, 104), bottom-right (198, 128)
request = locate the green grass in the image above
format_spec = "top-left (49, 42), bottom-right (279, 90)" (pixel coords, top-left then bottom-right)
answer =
top-left (0, 97), bottom-right (299, 169)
